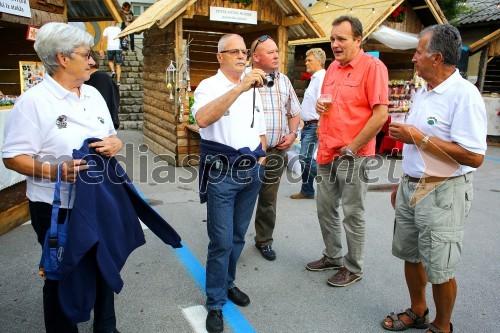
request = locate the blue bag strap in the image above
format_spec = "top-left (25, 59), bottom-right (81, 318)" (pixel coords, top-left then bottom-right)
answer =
top-left (48, 163), bottom-right (73, 248)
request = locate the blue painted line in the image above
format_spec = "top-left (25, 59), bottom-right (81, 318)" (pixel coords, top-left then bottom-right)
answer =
top-left (485, 156), bottom-right (500, 162)
top-left (132, 183), bottom-right (257, 333)
top-left (173, 244), bottom-right (257, 333)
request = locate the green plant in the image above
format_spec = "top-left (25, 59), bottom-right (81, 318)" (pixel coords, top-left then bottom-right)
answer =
top-left (438, 0), bottom-right (470, 22)
top-left (188, 97), bottom-right (196, 124)
top-left (229, 0), bottom-right (253, 6)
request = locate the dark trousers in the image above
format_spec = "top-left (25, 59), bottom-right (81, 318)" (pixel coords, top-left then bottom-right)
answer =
top-left (29, 201), bottom-right (116, 333)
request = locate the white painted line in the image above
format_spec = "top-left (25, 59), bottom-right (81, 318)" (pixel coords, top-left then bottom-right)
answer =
top-left (182, 305), bottom-right (208, 333)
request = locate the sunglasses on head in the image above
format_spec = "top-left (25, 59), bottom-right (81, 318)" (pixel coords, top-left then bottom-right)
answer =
top-left (253, 35), bottom-right (273, 53)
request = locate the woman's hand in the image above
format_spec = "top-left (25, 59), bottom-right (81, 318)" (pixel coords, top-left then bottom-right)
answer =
top-left (60, 159), bottom-right (88, 183)
top-left (89, 136), bottom-right (123, 158)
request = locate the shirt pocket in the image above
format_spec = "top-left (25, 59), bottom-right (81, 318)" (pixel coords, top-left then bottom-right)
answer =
top-left (341, 80), bottom-right (362, 104)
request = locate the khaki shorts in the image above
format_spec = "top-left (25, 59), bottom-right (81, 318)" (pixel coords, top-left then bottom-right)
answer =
top-left (392, 173), bottom-right (473, 284)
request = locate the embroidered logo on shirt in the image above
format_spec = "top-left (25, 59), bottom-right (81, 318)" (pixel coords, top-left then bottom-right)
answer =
top-left (98, 117), bottom-right (105, 124)
top-left (56, 115), bottom-right (67, 129)
top-left (427, 116), bottom-right (437, 125)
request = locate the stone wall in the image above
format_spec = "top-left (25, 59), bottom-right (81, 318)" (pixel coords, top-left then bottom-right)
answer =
top-left (99, 49), bottom-right (144, 130)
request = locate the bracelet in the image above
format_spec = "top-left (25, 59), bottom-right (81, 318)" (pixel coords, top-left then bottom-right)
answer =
top-left (345, 147), bottom-right (357, 157)
top-left (289, 130), bottom-right (299, 136)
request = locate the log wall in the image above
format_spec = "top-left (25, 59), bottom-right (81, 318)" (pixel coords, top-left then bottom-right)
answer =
top-left (0, 27), bottom-right (39, 95)
top-left (142, 24), bottom-right (179, 164)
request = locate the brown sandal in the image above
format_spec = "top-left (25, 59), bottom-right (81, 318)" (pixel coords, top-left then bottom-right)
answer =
top-left (382, 308), bottom-right (430, 331)
top-left (427, 322), bottom-right (453, 333)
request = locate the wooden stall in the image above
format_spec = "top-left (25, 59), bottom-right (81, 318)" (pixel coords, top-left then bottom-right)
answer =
top-left (119, 0), bottom-right (324, 166)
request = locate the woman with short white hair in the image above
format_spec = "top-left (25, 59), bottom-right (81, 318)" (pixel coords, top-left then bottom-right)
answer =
top-left (2, 22), bottom-right (122, 333)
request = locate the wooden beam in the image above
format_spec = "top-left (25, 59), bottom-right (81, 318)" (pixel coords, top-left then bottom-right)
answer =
top-left (425, 0), bottom-right (446, 24)
top-left (0, 181), bottom-right (30, 236)
top-left (470, 29), bottom-right (500, 53)
top-left (477, 48), bottom-right (488, 93)
top-left (103, 0), bottom-right (123, 23)
top-left (412, 5), bottom-right (429, 10)
top-left (282, 17), bottom-right (305, 27)
top-left (278, 26), bottom-right (288, 74)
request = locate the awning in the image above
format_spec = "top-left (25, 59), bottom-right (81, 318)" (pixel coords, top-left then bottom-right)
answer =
top-left (118, 0), bottom-right (197, 38)
top-left (119, 0), bottom-right (324, 40)
top-left (370, 25), bottom-right (418, 50)
top-left (67, 0), bottom-right (124, 23)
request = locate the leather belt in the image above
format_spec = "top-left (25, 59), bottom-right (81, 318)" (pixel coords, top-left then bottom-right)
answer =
top-left (406, 174), bottom-right (464, 184)
top-left (304, 120), bottom-right (319, 125)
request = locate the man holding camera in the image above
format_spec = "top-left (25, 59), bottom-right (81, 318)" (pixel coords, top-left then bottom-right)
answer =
top-left (192, 34), bottom-right (267, 333)
top-left (250, 35), bottom-right (301, 261)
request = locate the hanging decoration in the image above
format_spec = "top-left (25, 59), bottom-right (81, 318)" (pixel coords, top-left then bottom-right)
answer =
top-left (388, 6), bottom-right (406, 22)
top-left (166, 60), bottom-right (177, 101)
top-left (317, 0), bottom-right (399, 15)
top-left (185, 37), bottom-right (192, 99)
top-left (229, 0), bottom-right (253, 6)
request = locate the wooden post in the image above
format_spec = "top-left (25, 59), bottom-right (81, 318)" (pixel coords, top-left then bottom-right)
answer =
top-left (278, 26), bottom-right (288, 74)
top-left (477, 47), bottom-right (488, 93)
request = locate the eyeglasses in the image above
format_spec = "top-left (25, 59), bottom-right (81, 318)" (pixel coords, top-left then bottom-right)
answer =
top-left (71, 51), bottom-right (92, 60)
top-left (219, 49), bottom-right (250, 57)
top-left (253, 35), bottom-right (273, 53)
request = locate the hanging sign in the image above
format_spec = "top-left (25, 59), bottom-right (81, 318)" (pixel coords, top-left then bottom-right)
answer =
top-left (0, 0), bottom-right (32, 18)
top-left (210, 6), bottom-right (257, 25)
top-left (26, 25), bottom-right (40, 41)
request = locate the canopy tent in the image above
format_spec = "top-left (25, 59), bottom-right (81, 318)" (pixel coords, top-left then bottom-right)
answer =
top-left (370, 25), bottom-right (418, 50)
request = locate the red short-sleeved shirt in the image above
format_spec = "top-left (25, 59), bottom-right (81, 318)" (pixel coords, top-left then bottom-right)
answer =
top-left (317, 49), bottom-right (389, 164)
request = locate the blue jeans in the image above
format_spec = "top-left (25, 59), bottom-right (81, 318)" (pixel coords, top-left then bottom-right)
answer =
top-left (205, 164), bottom-right (264, 310)
top-left (299, 123), bottom-right (318, 196)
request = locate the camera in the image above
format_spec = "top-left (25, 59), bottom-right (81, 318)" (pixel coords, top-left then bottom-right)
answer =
top-left (262, 73), bottom-right (275, 88)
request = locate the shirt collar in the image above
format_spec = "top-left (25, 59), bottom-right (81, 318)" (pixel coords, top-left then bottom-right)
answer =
top-left (43, 74), bottom-right (91, 100)
top-left (311, 68), bottom-right (325, 79)
top-left (428, 69), bottom-right (461, 94)
top-left (335, 49), bottom-right (364, 69)
top-left (216, 69), bottom-right (239, 88)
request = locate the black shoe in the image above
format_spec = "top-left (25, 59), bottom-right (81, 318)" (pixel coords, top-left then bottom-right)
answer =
top-left (227, 287), bottom-right (250, 307)
top-left (206, 309), bottom-right (223, 333)
top-left (255, 244), bottom-right (276, 261)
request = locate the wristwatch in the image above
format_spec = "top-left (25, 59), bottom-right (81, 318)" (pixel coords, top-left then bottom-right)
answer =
top-left (420, 136), bottom-right (430, 150)
top-left (345, 147), bottom-right (357, 157)
top-left (289, 130), bottom-right (299, 136)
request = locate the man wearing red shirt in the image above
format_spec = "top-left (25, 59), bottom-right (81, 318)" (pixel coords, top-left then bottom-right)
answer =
top-left (306, 16), bottom-right (389, 287)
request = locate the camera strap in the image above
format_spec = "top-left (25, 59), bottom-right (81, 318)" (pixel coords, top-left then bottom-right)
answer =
top-left (251, 85), bottom-right (256, 128)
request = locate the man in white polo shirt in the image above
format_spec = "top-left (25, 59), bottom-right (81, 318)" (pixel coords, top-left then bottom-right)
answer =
top-left (100, 22), bottom-right (122, 85)
top-left (382, 25), bottom-right (487, 333)
top-left (291, 48), bottom-right (326, 199)
top-left (192, 33), bottom-right (267, 333)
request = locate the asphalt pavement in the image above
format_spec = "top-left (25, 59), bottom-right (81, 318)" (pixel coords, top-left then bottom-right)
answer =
top-left (1, 129), bottom-right (499, 333)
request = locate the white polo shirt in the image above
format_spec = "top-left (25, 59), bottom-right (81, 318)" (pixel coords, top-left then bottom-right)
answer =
top-left (192, 69), bottom-right (266, 150)
top-left (402, 70), bottom-right (487, 178)
top-left (2, 74), bottom-right (116, 207)
top-left (103, 26), bottom-right (121, 51)
top-left (301, 69), bottom-right (325, 122)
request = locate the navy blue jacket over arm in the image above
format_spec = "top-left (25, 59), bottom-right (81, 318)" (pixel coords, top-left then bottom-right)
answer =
top-left (58, 138), bottom-right (182, 324)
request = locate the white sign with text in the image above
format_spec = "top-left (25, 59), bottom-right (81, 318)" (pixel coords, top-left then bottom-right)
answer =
top-left (210, 6), bottom-right (257, 25)
top-left (0, 0), bottom-right (31, 18)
